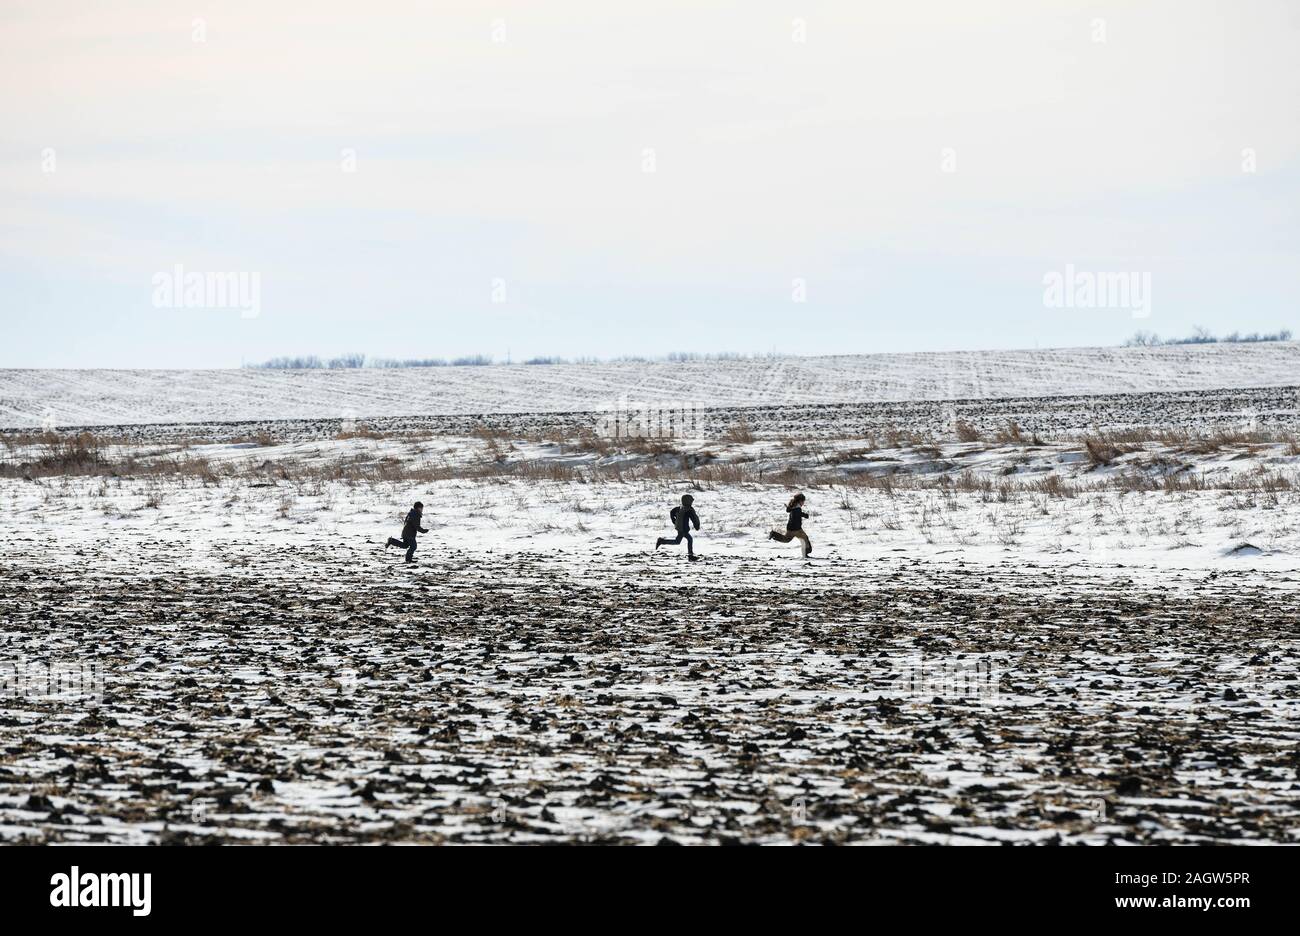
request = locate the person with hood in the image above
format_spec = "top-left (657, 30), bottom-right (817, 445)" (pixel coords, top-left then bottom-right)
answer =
top-left (386, 501), bottom-right (428, 563)
top-left (655, 493), bottom-right (701, 560)
top-left (769, 492), bottom-right (812, 558)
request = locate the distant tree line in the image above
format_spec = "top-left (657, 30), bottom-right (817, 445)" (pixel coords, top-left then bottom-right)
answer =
top-left (244, 351), bottom-right (782, 369)
top-left (249, 353), bottom-right (491, 369)
top-left (1125, 327), bottom-right (1292, 348)
top-left (252, 354), bottom-right (367, 370)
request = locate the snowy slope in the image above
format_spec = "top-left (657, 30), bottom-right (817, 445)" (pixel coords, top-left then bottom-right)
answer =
top-left (1, 341), bottom-right (1297, 428)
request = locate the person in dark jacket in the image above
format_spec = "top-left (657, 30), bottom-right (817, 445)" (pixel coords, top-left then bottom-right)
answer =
top-left (655, 494), bottom-right (700, 560)
top-left (386, 501), bottom-right (428, 563)
top-left (769, 493), bottom-right (812, 558)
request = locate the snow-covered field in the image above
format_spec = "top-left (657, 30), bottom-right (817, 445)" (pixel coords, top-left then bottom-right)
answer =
top-left (2, 350), bottom-right (1298, 844)
top-left (5, 427), bottom-right (1299, 576)
top-left (2, 341), bottom-right (1298, 428)
top-left (2, 478), bottom-right (1297, 844)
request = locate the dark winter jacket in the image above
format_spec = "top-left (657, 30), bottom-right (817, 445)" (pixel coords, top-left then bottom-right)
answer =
top-left (786, 505), bottom-right (809, 531)
top-left (401, 509), bottom-right (428, 540)
top-left (670, 505), bottom-right (700, 534)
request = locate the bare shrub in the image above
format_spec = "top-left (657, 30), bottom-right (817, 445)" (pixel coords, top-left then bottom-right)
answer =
top-left (1111, 471), bottom-right (1159, 492)
top-left (882, 425), bottom-right (927, 448)
top-left (472, 423), bottom-right (512, 461)
top-left (511, 461), bottom-right (579, 482)
top-left (624, 436), bottom-right (683, 458)
top-left (994, 421), bottom-right (1025, 445)
top-left (1180, 428), bottom-right (1274, 454)
top-left (691, 463), bottom-right (747, 485)
top-left (1162, 471), bottom-right (1207, 493)
top-left (723, 418), bottom-right (755, 444)
top-left (335, 425), bottom-right (385, 441)
top-left (1083, 436), bottom-right (1121, 466)
top-left (568, 429), bottom-right (612, 457)
top-left (1035, 474), bottom-right (1073, 498)
top-left (995, 514), bottom-right (1024, 545)
top-left (0, 431), bottom-right (106, 479)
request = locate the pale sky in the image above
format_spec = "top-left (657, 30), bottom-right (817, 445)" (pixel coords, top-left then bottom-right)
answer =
top-left (2, 1), bottom-right (1297, 367)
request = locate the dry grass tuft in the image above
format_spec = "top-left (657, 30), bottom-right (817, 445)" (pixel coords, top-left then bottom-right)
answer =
top-left (723, 418), bottom-right (756, 444)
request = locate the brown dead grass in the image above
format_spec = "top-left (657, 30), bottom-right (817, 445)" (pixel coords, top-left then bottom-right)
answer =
top-left (723, 418), bottom-right (756, 444)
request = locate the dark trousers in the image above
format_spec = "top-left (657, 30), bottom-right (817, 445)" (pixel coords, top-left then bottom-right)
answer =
top-left (657, 530), bottom-right (694, 555)
top-left (388, 536), bottom-right (416, 561)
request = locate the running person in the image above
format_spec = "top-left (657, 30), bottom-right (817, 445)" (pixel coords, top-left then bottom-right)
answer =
top-left (768, 493), bottom-right (812, 558)
top-left (655, 494), bottom-right (700, 561)
top-left (385, 501), bottom-right (428, 563)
